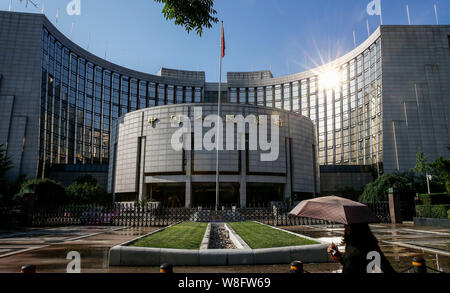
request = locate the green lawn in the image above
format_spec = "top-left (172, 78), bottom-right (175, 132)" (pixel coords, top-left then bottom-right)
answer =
top-left (229, 222), bottom-right (318, 249)
top-left (130, 222), bottom-right (208, 250)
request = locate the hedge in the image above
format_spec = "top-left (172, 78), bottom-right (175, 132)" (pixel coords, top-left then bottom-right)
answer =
top-left (418, 193), bottom-right (450, 205)
top-left (416, 205), bottom-right (450, 219)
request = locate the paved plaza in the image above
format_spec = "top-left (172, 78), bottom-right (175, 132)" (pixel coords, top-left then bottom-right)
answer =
top-left (0, 223), bottom-right (448, 273)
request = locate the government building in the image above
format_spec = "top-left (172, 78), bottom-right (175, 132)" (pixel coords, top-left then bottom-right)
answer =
top-left (0, 11), bottom-right (449, 206)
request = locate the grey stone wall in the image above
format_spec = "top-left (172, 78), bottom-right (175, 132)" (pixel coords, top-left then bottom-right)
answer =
top-left (48, 171), bottom-right (108, 190)
top-left (381, 26), bottom-right (450, 173)
top-left (108, 104), bottom-right (319, 202)
top-left (1, 10), bottom-right (449, 194)
top-left (0, 11), bottom-right (43, 180)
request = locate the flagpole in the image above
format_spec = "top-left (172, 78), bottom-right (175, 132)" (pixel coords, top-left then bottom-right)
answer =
top-left (434, 4), bottom-right (439, 25)
top-left (70, 22), bottom-right (74, 41)
top-left (406, 5), bottom-right (411, 25)
top-left (366, 19), bottom-right (370, 37)
top-left (215, 21), bottom-right (223, 212)
top-left (56, 8), bottom-right (60, 27)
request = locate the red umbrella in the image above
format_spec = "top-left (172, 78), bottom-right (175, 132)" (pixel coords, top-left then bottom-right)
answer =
top-left (289, 196), bottom-right (379, 225)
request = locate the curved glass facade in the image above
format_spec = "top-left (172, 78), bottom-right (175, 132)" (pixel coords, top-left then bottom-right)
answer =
top-left (39, 26), bottom-right (382, 177)
top-left (39, 28), bottom-right (205, 176)
top-left (226, 39), bottom-right (382, 167)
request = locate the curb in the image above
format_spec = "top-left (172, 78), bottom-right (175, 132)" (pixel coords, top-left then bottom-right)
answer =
top-left (109, 222), bottom-right (330, 266)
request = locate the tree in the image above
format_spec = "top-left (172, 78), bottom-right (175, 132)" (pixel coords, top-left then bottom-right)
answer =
top-left (0, 175), bottom-right (27, 206)
top-left (0, 144), bottom-right (12, 178)
top-left (66, 175), bottom-right (109, 205)
top-left (14, 178), bottom-right (66, 205)
top-left (413, 151), bottom-right (430, 176)
top-left (154, 0), bottom-right (218, 36)
top-left (413, 149), bottom-right (450, 194)
top-left (428, 156), bottom-right (450, 193)
top-left (359, 172), bottom-right (418, 202)
top-left (74, 174), bottom-right (98, 186)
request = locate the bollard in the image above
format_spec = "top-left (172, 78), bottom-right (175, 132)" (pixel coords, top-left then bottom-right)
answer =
top-left (412, 257), bottom-right (427, 274)
top-left (290, 261), bottom-right (304, 274)
top-left (160, 263), bottom-right (174, 273)
top-left (20, 264), bottom-right (36, 274)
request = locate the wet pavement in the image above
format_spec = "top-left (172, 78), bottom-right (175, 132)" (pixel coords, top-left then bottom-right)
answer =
top-left (0, 223), bottom-right (448, 273)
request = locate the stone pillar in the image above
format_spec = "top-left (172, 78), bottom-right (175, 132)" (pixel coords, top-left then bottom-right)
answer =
top-left (240, 149), bottom-right (247, 208)
top-left (388, 188), bottom-right (402, 224)
top-left (185, 150), bottom-right (192, 208)
top-left (284, 138), bottom-right (292, 202)
top-left (138, 137), bottom-right (146, 202)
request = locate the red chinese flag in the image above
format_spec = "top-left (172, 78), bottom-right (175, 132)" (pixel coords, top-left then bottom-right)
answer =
top-left (221, 24), bottom-right (225, 58)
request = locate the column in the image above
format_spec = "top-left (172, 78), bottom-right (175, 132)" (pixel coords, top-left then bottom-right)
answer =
top-left (284, 137), bottom-right (292, 202)
top-left (388, 188), bottom-right (402, 224)
top-left (185, 149), bottom-right (192, 208)
top-left (138, 137), bottom-right (146, 201)
top-left (240, 149), bottom-right (247, 208)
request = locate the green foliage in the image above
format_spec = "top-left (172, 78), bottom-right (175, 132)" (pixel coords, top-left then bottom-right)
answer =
top-left (0, 144), bottom-right (12, 178)
top-left (416, 205), bottom-right (450, 219)
top-left (428, 155), bottom-right (450, 193)
top-left (0, 175), bottom-right (27, 205)
top-left (228, 222), bottom-right (318, 249)
top-left (359, 172), bottom-right (418, 202)
top-left (14, 178), bottom-right (66, 205)
top-left (74, 174), bottom-right (98, 185)
top-left (413, 149), bottom-right (450, 193)
top-left (418, 193), bottom-right (450, 205)
top-left (413, 151), bottom-right (431, 176)
top-left (154, 0), bottom-right (218, 36)
top-left (331, 186), bottom-right (362, 202)
top-left (66, 175), bottom-right (109, 205)
top-left (131, 222), bottom-right (208, 249)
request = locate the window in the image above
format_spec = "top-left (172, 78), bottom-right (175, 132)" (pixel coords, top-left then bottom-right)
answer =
top-left (130, 79), bottom-right (138, 110)
top-left (176, 86), bottom-right (183, 104)
top-left (139, 81), bottom-right (147, 109)
top-left (284, 83), bottom-right (291, 111)
top-left (257, 87), bottom-right (264, 106)
top-left (275, 85), bottom-right (282, 109)
top-left (185, 87), bottom-right (193, 103)
top-left (157, 84), bottom-right (165, 105)
top-left (148, 83), bottom-right (156, 106)
top-left (194, 87), bottom-right (201, 103)
top-left (230, 88), bottom-right (237, 103)
top-left (121, 77), bottom-right (129, 108)
top-left (292, 82), bottom-right (299, 113)
top-left (248, 88), bottom-right (255, 104)
top-left (167, 85), bottom-right (174, 105)
top-left (265, 86), bottom-right (273, 107)
top-left (239, 88), bottom-right (246, 104)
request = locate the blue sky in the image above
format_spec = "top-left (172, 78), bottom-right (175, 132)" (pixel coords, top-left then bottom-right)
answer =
top-left (2, 0), bottom-right (449, 81)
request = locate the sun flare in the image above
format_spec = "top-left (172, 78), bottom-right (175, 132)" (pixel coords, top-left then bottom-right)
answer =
top-left (319, 69), bottom-right (341, 90)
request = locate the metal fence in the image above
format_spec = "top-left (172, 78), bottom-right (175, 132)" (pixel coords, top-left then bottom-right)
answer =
top-left (0, 205), bottom-right (22, 226)
top-left (364, 201), bottom-right (391, 223)
top-left (0, 201), bottom-right (392, 227)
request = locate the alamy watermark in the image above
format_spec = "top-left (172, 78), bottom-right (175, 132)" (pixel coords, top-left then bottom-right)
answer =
top-left (66, 251), bottom-right (81, 273)
top-left (367, 251), bottom-right (382, 273)
top-left (66, 0), bottom-right (81, 16)
top-left (366, 0), bottom-right (382, 17)
top-left (169, 107), bottom-right (280, 162)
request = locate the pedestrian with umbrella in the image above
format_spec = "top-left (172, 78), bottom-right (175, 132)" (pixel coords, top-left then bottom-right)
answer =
top-left (289, 196), bottom-right (396, 275)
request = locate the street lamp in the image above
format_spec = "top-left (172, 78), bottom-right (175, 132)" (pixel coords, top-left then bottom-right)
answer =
top-left (426, 174), bottom-right (432, 194)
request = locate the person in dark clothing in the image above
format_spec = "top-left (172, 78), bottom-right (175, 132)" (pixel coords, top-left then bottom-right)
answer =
top-left (327, 223), bottom-right (396, 274)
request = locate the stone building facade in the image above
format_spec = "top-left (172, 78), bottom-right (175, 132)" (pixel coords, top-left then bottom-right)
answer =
top-left (1, 11), bottom-right (449, 200)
